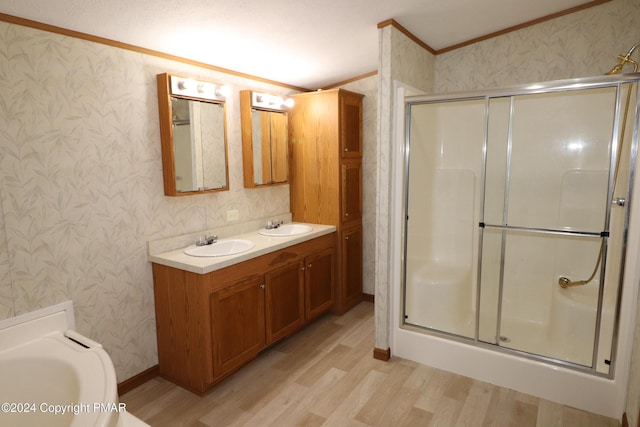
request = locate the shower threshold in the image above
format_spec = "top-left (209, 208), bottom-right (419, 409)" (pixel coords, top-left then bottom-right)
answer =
top-left (404, 312), bottom-right (607, 372)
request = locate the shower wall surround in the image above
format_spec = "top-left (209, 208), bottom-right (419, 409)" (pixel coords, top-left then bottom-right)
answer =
top-left (0, 21), bottom-right (294, 381)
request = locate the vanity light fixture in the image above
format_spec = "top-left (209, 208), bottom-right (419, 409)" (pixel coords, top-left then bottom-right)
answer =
top-left (251, 91), bottom-right (295, 111)
top-left (170, 76), bottom-right (228, 102)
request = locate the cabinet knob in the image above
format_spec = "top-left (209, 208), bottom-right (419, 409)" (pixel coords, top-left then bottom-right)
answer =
top-left (345, 213), bottom-right (349, 216)
top-left (345, 236), bottom-right (350, 240)
top-left (260, 284), bottom-right (265, 289)
top-left (344, 148), bottom-right (348, 152)
top-left (300, 267), bottom-right (306, 271)
top-left (308, 263), bottom-right (313, 268)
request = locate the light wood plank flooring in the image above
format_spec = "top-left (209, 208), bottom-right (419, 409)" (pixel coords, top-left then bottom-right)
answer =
top-left (121, 302), bottom-right (619, 426)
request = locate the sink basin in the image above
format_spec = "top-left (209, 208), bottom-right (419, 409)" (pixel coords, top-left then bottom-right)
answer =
top-left (184, 239), bottom-right (255, 257)
top-left (258, 223), bottom-right (312, 237)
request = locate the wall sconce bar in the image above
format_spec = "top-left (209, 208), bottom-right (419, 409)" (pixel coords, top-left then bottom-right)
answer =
top-left (170, 76), bottom-right (229, 102)
top-left (251, 91), bottom-right (294, 111)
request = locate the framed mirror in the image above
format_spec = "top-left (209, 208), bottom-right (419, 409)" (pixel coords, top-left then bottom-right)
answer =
top-left (157, 73), bottom-right (229, 196)
top-left (240, 90), bottom-right (293, 188)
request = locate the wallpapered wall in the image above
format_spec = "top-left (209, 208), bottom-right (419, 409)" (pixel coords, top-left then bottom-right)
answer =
top-left (375, 0), bottom-right (640, 422)
top-left (434, 0), bottom-right (640, 92)
top-left (374, 21), bottom-right (436, 352)
top-left (0, 22), bottom-right (294, 381)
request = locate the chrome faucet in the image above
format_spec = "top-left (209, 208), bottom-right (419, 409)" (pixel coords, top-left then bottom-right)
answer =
top-left (265, 219), bottom-right (283, 229)
top-left (196, 234), bottom-right (218, 246)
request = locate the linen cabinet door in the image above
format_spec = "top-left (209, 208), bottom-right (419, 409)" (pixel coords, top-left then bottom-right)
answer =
top-left (304, 247), bottom-right (335, 321)
top-left (210, 275), bottom-right (266, 378)
top-left (265, 261), bottom-right (305, 344)
top-left (341, 224), bottom-right (363, 310)
top-left (340, 92), bottom-right (363, 157)
top-left (341, 160), bottom-right (362, 224)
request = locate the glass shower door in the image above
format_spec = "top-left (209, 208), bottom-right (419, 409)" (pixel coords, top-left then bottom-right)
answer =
top-left (403, 78), bottom-right (636, 376)
top-left (404, 98), bottom-right (486, 339)
top-left (478, 87), bottom-right (619, 370)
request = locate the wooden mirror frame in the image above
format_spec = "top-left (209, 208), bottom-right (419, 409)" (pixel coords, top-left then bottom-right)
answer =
top-left (157, 73), bottom-right (230, 196)
top-left (240, 90), bottom-right (291, 188)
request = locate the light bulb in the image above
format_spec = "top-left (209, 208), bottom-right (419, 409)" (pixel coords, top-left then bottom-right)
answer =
top-left (177, 79), bottom-right (194, 91)
top-left (215, 85), bottom-right (231, 98)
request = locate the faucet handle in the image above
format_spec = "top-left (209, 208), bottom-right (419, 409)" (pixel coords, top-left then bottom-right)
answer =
top-left (265, 219), bottom-right (283, 229)
top-left (196, 234), bottom-right (218, 246)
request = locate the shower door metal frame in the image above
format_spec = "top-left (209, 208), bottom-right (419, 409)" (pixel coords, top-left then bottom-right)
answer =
top-left (402, 73), bottom-right (640, 379)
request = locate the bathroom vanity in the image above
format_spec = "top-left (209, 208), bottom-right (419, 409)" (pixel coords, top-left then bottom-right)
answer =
top-left (149, 224), bottom-right (336, 394)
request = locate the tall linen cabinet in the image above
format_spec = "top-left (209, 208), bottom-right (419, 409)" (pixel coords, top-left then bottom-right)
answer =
top-left (288, 89), bottom-right (364, 314)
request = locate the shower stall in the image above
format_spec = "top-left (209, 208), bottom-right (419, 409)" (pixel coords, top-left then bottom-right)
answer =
top-left (393, 73), bottom-right (640, 417)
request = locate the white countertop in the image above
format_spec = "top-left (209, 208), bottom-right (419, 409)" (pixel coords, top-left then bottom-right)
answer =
top-left (149, 223), bottom-right (336, 274)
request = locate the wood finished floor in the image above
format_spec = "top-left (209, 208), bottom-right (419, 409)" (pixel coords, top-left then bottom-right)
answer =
top-left (121, 302), bottom-right (619, 427)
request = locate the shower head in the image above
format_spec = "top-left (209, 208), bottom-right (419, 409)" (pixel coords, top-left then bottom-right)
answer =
top-left (558, 276), bottom-right (587, 288)
top-left (605, 42), bottom-right (640, 75)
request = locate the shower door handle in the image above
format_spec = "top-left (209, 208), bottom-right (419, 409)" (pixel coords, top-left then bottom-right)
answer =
top-left (612, 197), bottom-right (626, 207)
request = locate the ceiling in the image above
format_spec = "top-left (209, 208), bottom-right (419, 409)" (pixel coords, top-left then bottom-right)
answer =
top-left (0, 0), bottom-right (600, 89)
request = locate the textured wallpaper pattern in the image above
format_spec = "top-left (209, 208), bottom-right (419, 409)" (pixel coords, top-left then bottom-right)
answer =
top-left (390, 29), bottom-right (435, 94)
top-left (435, 0), bottom-right (640, 92)
top-left (374, 25), bottom-right (436, 349)
top-left (0, 22), bottom-right (292, 380)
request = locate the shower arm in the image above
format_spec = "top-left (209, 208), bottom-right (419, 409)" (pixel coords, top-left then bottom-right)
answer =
top-left (559, 43), bottom-right (640, 289)
top-left (605, 42), bottom-right (640, 75)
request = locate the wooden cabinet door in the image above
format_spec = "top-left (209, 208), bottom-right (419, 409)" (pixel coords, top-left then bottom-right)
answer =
top-left (265, 261), bottom-right (305, 343)
top-left (289, 91), bottom-right (340, 225)
top-left (340, 92), bottom-right (363, 157)
top-left (305, 247), bottom-right (335, 321)
top-left (154, 264), bottom-right (213, 392)
top-left (341, 225), bottom-right (363, 308)
top-left (341, 160), bottom-right (362, 224)
top-left (210, 275), bottom-right (266, 378)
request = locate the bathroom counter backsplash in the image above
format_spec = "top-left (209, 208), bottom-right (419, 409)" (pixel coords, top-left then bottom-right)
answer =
top-left (148, 221), bottom-right (336, 274)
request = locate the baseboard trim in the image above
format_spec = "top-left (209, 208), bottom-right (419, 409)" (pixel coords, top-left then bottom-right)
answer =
top-left (362, 293), bottom-right (374, 303)
top-left (118, 365), bottom-right (159, 396)
top-left (373, 347), bottom-right (391, 361)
